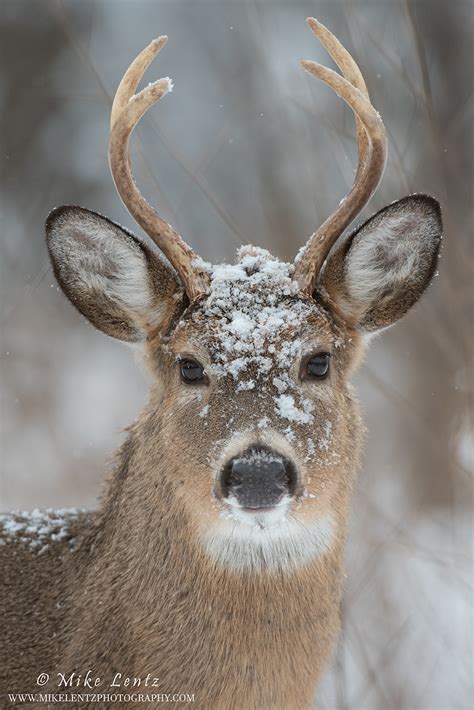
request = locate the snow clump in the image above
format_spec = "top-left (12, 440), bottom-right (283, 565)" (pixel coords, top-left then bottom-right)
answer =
top-left (185, 247), bottom-right (335, 453)
top-left (190, 247), bottom-right (318, 393)
top-left (0, 508), bottom-right (84, 555)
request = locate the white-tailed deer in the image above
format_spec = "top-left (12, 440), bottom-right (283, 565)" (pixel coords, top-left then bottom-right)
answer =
top-left (1, 19), bottom-right (442, 709)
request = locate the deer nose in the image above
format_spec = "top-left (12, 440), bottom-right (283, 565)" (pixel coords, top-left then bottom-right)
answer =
top-left (220, 447), bottom-right (297, 510)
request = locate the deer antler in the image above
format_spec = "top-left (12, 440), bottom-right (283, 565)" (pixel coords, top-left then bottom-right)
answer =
top-left (109, 36), bottom-right (210, 303)
top-left (293, 18), bottom-right (387, 297)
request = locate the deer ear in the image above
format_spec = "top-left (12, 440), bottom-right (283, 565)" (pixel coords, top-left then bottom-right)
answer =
top-left (319, 195), bottom-right (442, 332)
top-left (46, 206), bottom-right (182, 342)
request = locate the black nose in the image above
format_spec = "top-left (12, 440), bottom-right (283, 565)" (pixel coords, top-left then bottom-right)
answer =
top-left (220, 447), bottom-right (297, 509)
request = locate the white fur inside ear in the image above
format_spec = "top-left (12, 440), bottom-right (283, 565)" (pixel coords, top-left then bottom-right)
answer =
top-left (342, 205), bottom-right (439, 315)
top-left (51, 212), bottom-right (154, 314)
top-left (347, 216), bottom-right (415, 303)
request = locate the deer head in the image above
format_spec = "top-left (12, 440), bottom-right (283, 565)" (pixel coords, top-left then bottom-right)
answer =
top-left (46, 20), bottom-right (442, 571)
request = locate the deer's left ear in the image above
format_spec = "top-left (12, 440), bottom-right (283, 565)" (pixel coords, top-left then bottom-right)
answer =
top-left (319, 194), bottom-right (442, 332)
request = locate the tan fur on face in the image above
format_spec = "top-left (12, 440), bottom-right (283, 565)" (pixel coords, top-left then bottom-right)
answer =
top-left (149, 290), bottom-right (361, 546)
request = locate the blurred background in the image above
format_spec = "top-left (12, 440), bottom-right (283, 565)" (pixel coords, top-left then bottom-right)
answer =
top-left (0, 0), bottom-right (472, 707)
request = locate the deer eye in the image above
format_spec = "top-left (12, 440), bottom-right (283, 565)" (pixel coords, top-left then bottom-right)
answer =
top-left (179, 359), bottom-right (206, 385)
top-left (304, 353), bottom-right (330, 380)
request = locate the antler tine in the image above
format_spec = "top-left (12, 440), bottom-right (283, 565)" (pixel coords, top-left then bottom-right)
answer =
top-left (293, 19), bottom-right (387, 297)
top-left (109, 37), bottom-right (210, 303)
top-left (306, 18), bottom-right (369, 178)
top-left (110, 36), bottom-right (168, 132)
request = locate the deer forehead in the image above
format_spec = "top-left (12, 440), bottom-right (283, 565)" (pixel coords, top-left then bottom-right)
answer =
top-left (171, 246), bottom-right (338, 379)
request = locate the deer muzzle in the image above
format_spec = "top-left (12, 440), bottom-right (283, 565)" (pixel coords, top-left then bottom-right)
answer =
top-left (220, 446), bottom-right (297, 510)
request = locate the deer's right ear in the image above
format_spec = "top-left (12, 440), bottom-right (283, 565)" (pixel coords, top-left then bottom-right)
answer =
top-left (46, 206), bottom-right (182, 342)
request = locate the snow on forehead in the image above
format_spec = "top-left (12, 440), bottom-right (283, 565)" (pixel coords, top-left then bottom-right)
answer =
top-left (206, 247), bottom-right (301, 313)
top-left (189, 247), bottom-right (324, 381)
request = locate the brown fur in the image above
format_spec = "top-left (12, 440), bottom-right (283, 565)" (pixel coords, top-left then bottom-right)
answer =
top-left (1, 193), bottom-right (441, 709)
top-left (1, 386), bottom-right (358, 709)
top-left (1, 316), bottom-right (361, 710)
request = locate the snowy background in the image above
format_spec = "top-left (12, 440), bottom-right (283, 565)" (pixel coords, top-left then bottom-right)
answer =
top-left (0, 1), bottom-right (472, 708)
